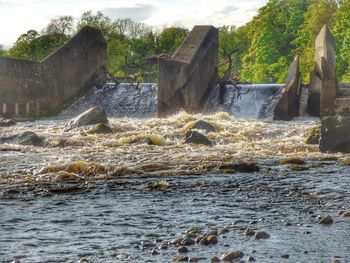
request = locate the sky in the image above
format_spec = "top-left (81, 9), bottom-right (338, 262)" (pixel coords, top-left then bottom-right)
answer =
top-left (0, 0), bottom-right (268, 48)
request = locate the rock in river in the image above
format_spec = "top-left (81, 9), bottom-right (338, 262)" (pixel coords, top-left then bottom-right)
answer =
top-left (319, 215), bottom-right (333, 224)
top-left (255, 231), bottom-right (270, 240)
top-left (87, 123), bottom-right (113, 134)
top-left (0, 118), bottom-right (16, 127)
top-left (220, 251), bottom-right (244, 261)
top-left (185, 131), bottom-right (213, 146)
top-left (66, 107), bottom-right (108, 129)
top-left (191, 120), bottom-right (216, 133)
top-left (0, 131), bottom-right (43, 146)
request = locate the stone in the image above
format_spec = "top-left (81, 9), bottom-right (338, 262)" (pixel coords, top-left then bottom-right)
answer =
top-left (211, 256), bottom-right (220, 263)
top-left (255, 231), bottom-right (270, 240)
top-left (206, 235), bottom-right (218, 245)
top-left (308, 25), bottom-right (336, 117)
top-left (206, 229), bottom-right (218, 236)
top-left (181, 238), bottom-right (195, 246)
top-left (305, 126), bottom-right (321, 144)
top-left (274, 55), bottom-right (301, 120)
top-left (341, 211), bottom-right (350, 217)
top-left (170, 237), bottom-right (183, 246)
top-left (220, 251), bottom-right (244, 261)
top-left (150, 248), bottom-right (159, 255)
top-left (279, 157), bottom-right (305, 165)
top-left (247, 256), bottom-right (256, 262)
top-left (66, 107), bottom-right (108, 129)
top-left (159, 243), bottom-right (168, 250)
top-left (0, 119), bottom-right (16, 127)
top-left (320, 116), bottom-right (350, 153)
top-left (172, 255), bottom-right (189, 262)
top-left (185, 131), bottom-right (213, 146)
top-left (177, 246), bottom-right (188, 253)
top-left (87, 123), bottom-right (113, 134)
top-left (191, 120), bottom-right (216, 133)
top-left (0, 131), bottom-right (43, 146)
top-left (318, 215), bottom-right (333, 225)
top-left (281, 254), bottom-right (290, 259)
top-left (244, 228), bottom-right (255, 236)
top-left (158, 26), bottom-right (218, 117)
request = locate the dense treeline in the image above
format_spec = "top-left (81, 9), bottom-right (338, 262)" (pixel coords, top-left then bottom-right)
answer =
top-left (1, 0), bottom-right (350, 83)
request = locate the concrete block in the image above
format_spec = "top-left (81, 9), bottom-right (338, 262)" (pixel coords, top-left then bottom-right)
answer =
top-left (158, 26), bottom-right (218, 117)
top-left (320, 116), bottom-right (350, 153)
top-left (274, 55), bottom-right (301, 120)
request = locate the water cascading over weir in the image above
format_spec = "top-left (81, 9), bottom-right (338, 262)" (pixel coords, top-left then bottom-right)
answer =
top-left (0, 25), bottom-right (302, 121)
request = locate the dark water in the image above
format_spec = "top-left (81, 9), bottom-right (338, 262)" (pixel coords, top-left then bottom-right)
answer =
top-left (1, 162), bottom-right (350, 263)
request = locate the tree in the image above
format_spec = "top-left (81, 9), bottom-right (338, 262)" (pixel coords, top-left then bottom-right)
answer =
top-left (156, 27), bottom-right (189, 54)
top-left (44, 16), bottom-right (74, 36)
top-left (293, 0), bottom-right (337, 82)
top-left (77, 11), bottom-right (117, 40)
top-left (333, 0), bottom-right (350, 81)
top-left (240, 0), bottom-right (312, 83)
top-left (0, 45), bottom-right (7, 57)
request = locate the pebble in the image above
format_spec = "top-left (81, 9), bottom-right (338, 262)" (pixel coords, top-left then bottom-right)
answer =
top-left (189, 257), bottom-right (199, 262)
top-left (255, 231), bottom-right (270, 240)
top-left (244, 228), bottom-right (255, 236)
top-left (319, 215), bottom-right (334, 225)
top-left (281, 254), bottom-right (289, 258)
top-left (211, 256), bottom-right (220, 263)
top-left (170, 237), bottom-right (183, 246)
top-left (181, 238), bottom-right (195, 246)
top-left (207, 235), bottom-right (218, 244)
top-left (159, 243), bottom-right (168, 249)
top-left (173, 255), bottom-right (189, 262)
top-left (247, 256), bottom-right (256, 261)
top-left (177, 246), bottom-right (189, 253)
top-left (341, 211), bottom-right (350, 217)
top-left (150, 248), bottom-right (159, 255)
top-left (218, 227), bottom-right (230, 235)
top-left (220, 251), bottom-right (244, 261)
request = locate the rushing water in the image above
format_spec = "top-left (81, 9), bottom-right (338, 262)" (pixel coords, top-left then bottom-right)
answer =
top-left (1, 83), bottom-right (350, 262)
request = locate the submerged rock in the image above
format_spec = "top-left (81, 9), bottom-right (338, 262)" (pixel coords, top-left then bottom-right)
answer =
top-left (219, 163), bottom-right (260, 173)
top-left (185, 131), bottom-right (213, 146)
top-left (255, 231), bottom-right (270, 239)
top-left (340, 211), bottom-right (350, 217)
top-left (305, 125), bottom-right (321, 144)
top-left (220, 251), bottom-right (244, 261)
top-left (318, 215), bottom-right (333, 225)
top-left (191, 120), bottom-right (216, 133)
top-left (0, 131), bottom-right (43, 146)
top-left (172, 255), bottom-right (189, 262)
top-left (87, 123), bottom-right (113, 134)
top-left (66, 106), bottom-right (108, 129)
top-left (0, 118), bottom-right (16, 127)
top-left (279, 157), bottom-right (306, 165)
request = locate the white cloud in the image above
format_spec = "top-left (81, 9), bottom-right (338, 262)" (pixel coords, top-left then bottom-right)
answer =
top-left (0, 0), bottom-right (267, 48)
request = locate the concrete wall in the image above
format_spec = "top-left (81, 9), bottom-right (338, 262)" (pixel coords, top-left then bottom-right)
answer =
top-left (0, 26), bottom-right (106, 118)
top-left (158, 26), bottom-right (218, 117)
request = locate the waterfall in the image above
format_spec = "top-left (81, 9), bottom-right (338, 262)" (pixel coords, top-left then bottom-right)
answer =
top-left (60, 83), bottom-right (285, 119)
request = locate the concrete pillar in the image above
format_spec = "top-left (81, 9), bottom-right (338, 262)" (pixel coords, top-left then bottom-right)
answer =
top-left (308, 25), bottom-right (337, 117)
top-left (158, 26), bottom-right (218, 117)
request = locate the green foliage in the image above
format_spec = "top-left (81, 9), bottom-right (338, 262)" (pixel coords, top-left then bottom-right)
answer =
top-left (333, 0), bottom-right (350, 82)
top-left (156, 27), bottom-right (189, 54)
top-left (0, 45), bottom-right (7, 57)
top-left (293, 0), bottom-right (337, 82)
top-left (240, 0), bottom-right (311, 83)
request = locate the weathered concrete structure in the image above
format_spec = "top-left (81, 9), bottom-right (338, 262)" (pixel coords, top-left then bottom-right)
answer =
top-left (308, 25), bottom-right (337, 117)
top-left (158, 26), bottom-right (218, 117)
top-left (0, 26), bottom-right (106, 118)
top-left (274, 55), bottom-right (301, 120)
top-left (313, 26), bottom-right (350, 153)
